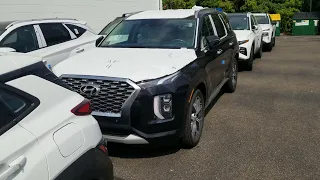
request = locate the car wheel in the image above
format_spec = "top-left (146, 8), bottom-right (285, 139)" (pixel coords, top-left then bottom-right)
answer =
top-left (182, 89), bottom-right (205, 148)
top-left (265, 41), bottom-right (273, 52)
top-left (224, 55), bottom-right (238, 93)
top-left (246, 46), bottom-right (254, 71)
top-left (255, 40), bottom-right (263, 59)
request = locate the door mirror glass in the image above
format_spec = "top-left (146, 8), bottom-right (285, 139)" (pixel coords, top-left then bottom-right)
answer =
top-left (0, 47), bottom-right (16, 53)
top-left (206, 35), bottom-right (220, 47)
top-left (95, 36), bottom-right (104, 47)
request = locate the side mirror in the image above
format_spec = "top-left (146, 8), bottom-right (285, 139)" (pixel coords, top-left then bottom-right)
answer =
top-left (206, 35), bottom-right (220, 47)
top-left (252, 25), bottom-right (258, 31)
top-left (95, 36), bottom-right (104, 47)
top-left (0, 47), bottom-right (16, 53)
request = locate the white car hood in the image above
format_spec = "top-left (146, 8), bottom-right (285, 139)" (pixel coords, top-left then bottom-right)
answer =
top-left (233, 30), bottom-right (252, 41)
top-left (53, 47), bottom-right (197, 82)
top-left (259, 24), bottom-right (272, 31)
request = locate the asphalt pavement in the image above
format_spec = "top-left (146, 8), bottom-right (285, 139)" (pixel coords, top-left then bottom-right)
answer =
top-left (109, 36), bottom-right (320, 180)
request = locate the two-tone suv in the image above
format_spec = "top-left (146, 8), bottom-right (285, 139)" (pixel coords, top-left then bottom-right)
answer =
top-left (253, 13), bottom-right (276, 51)
top-left (53, 7), bottom-right (239, 148)
top-left (0, 52), bottom-right (113, 180)
top-left (227, 13), bottom-right (263, 71)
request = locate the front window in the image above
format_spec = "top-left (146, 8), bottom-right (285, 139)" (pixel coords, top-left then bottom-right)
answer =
top-left (99, 19), bottom-right (196, 49)
top-left (254, 15), bottom-right (270, 24)
top-left (228, 15), bottom-right (249, 30)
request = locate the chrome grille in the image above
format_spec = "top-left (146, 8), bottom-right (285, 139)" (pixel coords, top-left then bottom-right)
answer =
top-left (61, 76), bottom-right (135, 115)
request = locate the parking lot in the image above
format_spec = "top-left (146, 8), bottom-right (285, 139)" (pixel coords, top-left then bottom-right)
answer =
top-left (109, 36), bottom-right (320, 180)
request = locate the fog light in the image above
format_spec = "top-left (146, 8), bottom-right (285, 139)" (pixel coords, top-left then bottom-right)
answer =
top-left (154, 94), bottom-right (172, 120)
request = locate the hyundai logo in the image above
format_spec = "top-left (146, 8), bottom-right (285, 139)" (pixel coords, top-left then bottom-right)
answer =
top-left (80, 85), bottom-right (100, 95)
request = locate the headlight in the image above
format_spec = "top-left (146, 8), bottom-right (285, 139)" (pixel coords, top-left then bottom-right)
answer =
top-left (154, 94), bottom-right (173, 120)
top-left (238, 40), bottom-right (249, 45)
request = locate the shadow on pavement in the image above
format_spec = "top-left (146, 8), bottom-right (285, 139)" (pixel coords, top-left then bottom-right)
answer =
top-left (107, 143), bottom-right (180, 158)
top-left (205, 91), bottom-right (224, 117)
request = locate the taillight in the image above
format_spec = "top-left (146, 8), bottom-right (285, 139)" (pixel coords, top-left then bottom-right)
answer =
top-left (71, 99), bottom-right (92, 116)
top-left (98, 145), bottom-right (108, 154)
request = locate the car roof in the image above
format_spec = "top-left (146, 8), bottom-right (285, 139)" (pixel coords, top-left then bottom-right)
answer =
top-left (228, 13), bottom-right (251, 16)
top-left (253, 13), bottom-right (268, 16)
top-left (3, 18), bottom-right (87, 29)
top-left (0, 53), bottom-right (42, 75)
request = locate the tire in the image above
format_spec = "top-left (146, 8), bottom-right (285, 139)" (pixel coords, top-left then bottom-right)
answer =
top-left (273, 37), bottom-right (276, 47)
top-left (255, 39), bottom-right (263, 59)
top-left (182, 89), bottom-right (205, 148)
top-left (224, 55), bottom-right (238, 93)
top-left (245, 46), bottom-right (254, 71)
top-left (265, 42), bottom-right (273, 52)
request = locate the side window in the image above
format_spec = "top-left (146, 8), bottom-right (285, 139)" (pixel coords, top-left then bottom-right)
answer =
top-left (40, 23), bottom-right (72, 47)
top-left (65, 24), bottom-right (86, 38)
top-left (201, 15), bottom-right (215, 50)
top-left (0, 25), bottom-right (39, 53)
top-left (251, 16), bottom-right (257, 27)
top-left (0, 88), bottom-right (30, 133)
top-left (219, 14), bottom-right (231, 32)
top-left (211, 14), bottom-right (227, 38)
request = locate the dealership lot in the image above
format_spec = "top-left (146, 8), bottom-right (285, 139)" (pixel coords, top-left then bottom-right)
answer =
top-left (110, 36), bottom-right (320, 180)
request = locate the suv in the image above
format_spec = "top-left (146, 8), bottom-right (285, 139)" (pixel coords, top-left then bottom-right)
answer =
top-left (53, 7), bottom-right (239, 148)
top-left (0, 18), bottom-right (100, 69)
top-left (227, 13), bottom-right (263, 71)
top-left (253, 13), bottom-right (276, 51)
top-left (0, 53), bottom-right (113, 180)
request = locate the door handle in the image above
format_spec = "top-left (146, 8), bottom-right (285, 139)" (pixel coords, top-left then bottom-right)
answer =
top-left (0, 156), bottom-right (26, 179)
top-left (229, 42), bottom-right (234, 46)
top-left (217, 49), bottom-right (223, 55)
top-left (75, 48), bottom-right (84, 53)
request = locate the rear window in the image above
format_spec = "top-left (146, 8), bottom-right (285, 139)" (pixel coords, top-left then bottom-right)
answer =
top-left (0, 84), bottom-right (40, 136)
top-left (254, 15), bottom-right (270, 24)
top-left (65, 24), bottom-right (86, 38)
top-left (0, 29), bottom-right (5, 36)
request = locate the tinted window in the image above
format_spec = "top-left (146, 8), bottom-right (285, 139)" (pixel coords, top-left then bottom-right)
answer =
top-left (99, 17), bottom-right (124, 35)
top-left (66, 24), bottom-right (86, 38)
top-left (40, 23), bottom-right (71, 46)
top-left (228, 15), bottom-right (249, 30)
top-left (254, 15), bottom-right (269, 24)
top-left (202, 15), bottom-right (215, 37)
top-left (0, 25), bottom-right (39, 53)
top-left (100, 19), bottom-right (196, 49)
top-left (219, 14), bottom-right (231, 32)
top-left (211, 14), bottom-right (226, 38)
top-left (0, 89), bottom-right (30, 130)
top-left (0, 29), bottom-right (5, 36)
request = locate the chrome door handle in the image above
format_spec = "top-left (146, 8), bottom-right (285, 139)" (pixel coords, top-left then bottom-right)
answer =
top-left (0, 156), bottom-right (26, 179)
top-left (217, 49), bottom-right (223, 55)
top-left (75, 48), bottom-right (84, 53)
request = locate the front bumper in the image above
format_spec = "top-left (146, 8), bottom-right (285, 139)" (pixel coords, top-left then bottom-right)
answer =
top-left (238, 44), bottom-right (251, 61)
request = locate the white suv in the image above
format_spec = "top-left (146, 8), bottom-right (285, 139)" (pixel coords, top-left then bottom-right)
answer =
top-left (253, 13), bottom-right (276, 51)
top-left (0, 18), bottom-right (100, 69)
top-left (0, 53), bottom-right (113, 180)
top-left (227, 12), bottom-right (263, 71)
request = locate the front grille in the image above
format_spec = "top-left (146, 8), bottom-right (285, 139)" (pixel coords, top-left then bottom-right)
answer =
top-left (61, 76), bottom-right (135, 115)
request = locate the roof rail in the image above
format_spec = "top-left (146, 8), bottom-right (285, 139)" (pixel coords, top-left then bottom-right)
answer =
top-left (5, 17), bottom-right (80, 29)
top-left (122, 11), bottom-right (142, 18)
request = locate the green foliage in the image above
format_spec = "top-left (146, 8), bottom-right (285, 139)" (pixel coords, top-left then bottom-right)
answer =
top-left (162, 0), bottom-right (314, 33)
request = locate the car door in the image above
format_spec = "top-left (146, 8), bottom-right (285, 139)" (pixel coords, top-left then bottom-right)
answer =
top-left (0, 25), bottom-right (41, 53)
top-left (0, 84), bottom-right (48, 180)
top-left (31, 23), bottom-right (84, 68)
top-left (198, 14), bottom-right (224, 92)
top-left (251, 15), bottom-right (262, 51)
top-left (210, 13), bottom-right (230, 80)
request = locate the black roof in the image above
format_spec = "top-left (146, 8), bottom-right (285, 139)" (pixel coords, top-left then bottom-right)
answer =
top-left (293, 12), bottom-right (320, 20)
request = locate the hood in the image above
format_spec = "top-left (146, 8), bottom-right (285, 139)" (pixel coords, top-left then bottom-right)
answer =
top-left (233, 30), bottom-right (252, 41)
top-left (259, 24), bottom-right (272, 31)
top-left (53, 47), bottom-right (197, 82)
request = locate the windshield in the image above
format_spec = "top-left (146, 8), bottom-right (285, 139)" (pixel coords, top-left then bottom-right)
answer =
top-left (99, 17), bottom-right (124, 35)
top-left (228, 15), bottom-right (249, 30)
top-left (255, 15), bottom-right (269, 24)
top-left (0, 29), bottom-right (5, 36)
top-left (99, 19), bottom-right (196, 49)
